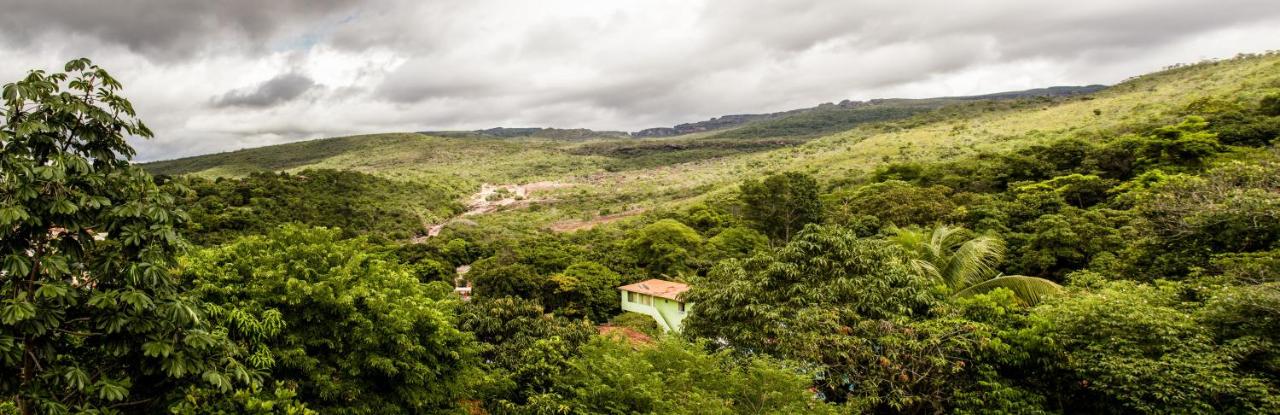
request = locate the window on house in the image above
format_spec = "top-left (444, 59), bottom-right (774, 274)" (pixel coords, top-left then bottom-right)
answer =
top-left (678, 302), bottom-right (685, 313)
top-left (627, 292), bottom-right (636, 302)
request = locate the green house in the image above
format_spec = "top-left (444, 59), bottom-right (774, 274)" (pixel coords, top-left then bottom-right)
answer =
top-left (619, 279), bottom-right (691, 332)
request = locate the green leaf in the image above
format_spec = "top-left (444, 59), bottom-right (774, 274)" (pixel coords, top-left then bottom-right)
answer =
top-left (183, 330), bottom-right (219, 349)
top-left (95, 380), bottom-right (129, 402)
top-left (34, 282), bottom-right (70, 300)
top-left (86, 291), bottom-right (118, 308)
top-left (202, 370), bottom-right (232, 392)
top-left (1, 300), bottom-right (37, 324)
top-left (118, 290), bottom-right (154, 311)
top-left (953, 275), bottom-right (1063, 306)
top-left (3, 254), bottom-right (31, 277)
top-left (64, 367), bottom-right (90, 391)
top-left (0, 206), bottom-right (29, 225)
top-left (141, 340), bottom-right (174, 358)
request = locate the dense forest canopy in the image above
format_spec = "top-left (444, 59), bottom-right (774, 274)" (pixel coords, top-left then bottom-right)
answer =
top-left (4, 53), bottom-right (1280, 414)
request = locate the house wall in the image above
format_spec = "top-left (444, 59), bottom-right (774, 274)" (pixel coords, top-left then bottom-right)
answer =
top-left (619, 290), bottom-right (690, 332)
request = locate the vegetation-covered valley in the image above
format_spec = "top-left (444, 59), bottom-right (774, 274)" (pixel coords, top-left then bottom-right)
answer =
top-left (5, 52), bottom-right (1280, 414)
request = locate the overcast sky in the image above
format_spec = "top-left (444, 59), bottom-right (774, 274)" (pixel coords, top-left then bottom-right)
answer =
top-left (2, 0), bottom-right (1279, 161)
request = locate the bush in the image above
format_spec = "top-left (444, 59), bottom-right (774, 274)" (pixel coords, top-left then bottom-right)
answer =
top-left (182, 225), bottom-right (476, 414)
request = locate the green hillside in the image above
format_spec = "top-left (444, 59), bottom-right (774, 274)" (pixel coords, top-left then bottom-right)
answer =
top-left (141, 54), bottom-right (1280, 237)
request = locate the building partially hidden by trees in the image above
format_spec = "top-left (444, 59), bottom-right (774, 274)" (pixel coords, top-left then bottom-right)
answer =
top-left (619, 279), bottom-right (691, 332)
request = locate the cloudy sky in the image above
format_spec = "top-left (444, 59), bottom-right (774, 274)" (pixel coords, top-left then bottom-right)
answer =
top-left (2, 0), bottom-right (1279, 161)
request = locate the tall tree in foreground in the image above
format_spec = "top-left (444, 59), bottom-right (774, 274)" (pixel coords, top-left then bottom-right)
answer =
top-left (739, 172), bottom-right (823, 242)
top-left (532, 337), bottom-right (838, 414)
top-left (890, 225), bottom-right (1061, 305)
top-left (180, 225), bottom-right (476, 414)
top-left (685, 225), bottom-right (975, 411)
top-left (1, 60), bottom-right (237, 413)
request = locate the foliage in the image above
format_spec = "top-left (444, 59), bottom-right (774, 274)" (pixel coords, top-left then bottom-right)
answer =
top-left (1136, 116), bottom-right (1224, 168)
top-left (826, 180), bottom-right (958, 229)
top-left (684, 225), bottom-right (992, 411)
top-left (456, 296), bottom-right (594, 412)
top-left (1114, 158), bottom-right (1280, 279)
top-left (529, 337), bottom-right (838, 414)
top-left (890, 225), bottom-right (1062, 305)
top-left (1006, 207), bottom-right (1130, 278)
top-left (628, 219), bottom-right (704, 278)
top-left (169, 382), bottom-right (315, 415)
top-left (1032, 280), bottom-right (1280, 413)
top-left (468, 235), bottom-right (584, 301)
top-left (1, 59), bottom-right (239, 414)
top-left (177, 169), bottom-right (460, 245)
top-left (180, 225), bottom-right (475, 414)
top-left (568, 137), bottom-right (805, 171)
top-left (544, 261), bottom-right (626, 322)
top-left (739, 172), bottom-right (823, 241)
top-left (705, 226), bottom-right (768, 262)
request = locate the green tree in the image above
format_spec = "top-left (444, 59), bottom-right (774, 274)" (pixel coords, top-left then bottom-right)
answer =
top-left (825, 180), bottom-right (957, 229)
top-left (181, 225), bottom-right (475, 414)
top-left (1138, 116), bottom-right (1224, 168)
top-left (531, 337), bottom-right (837, 414)
top-left (685, 225), bottom-right (978, 410)
top-left (1114, 159), bottom-right (1280, 280)
top-left (1033, 280), bottom-right (1279, 413)
top-left (545, 261), bottom-right (625, 322)
top-left (467, 236), bottom-right (583, 301)
top-left (628, 219), bottom-right (703, 277)
top-left (469, 260), bottom-right (542, 300)
top-left (1, 59), bottom-right (239, 414)
top-left (705, 226), bottom-right (768, 261)
top-left (1039, 174), bottom-right (1116, 208)
top-left (176, 169), bottom-right (461, 246)
top-left (889, 225), bottom-right (1061, 305)
top-left (456, 296), bottom-right (594, 413)
top-left (739, 172), bottom-right (823, 241)
top-left (1007, 207), bottom-right (1129, 278)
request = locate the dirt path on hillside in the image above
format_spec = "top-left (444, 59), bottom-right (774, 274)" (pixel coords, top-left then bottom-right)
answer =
top-left (549, 208), bottom-right (646, 233)
top-left (413, 181), bottom-right (572, 242)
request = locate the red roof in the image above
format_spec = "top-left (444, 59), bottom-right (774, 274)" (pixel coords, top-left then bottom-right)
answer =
top-left (618, 279), bottom-right (689, 301)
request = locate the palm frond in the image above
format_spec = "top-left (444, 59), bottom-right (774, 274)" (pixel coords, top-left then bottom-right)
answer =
top-left (952, 275), bottom-right (1063, 306)
top-left (945, 234), bottom-right (1006, 289)
top-left (907, 258), bottom-right (942, 282)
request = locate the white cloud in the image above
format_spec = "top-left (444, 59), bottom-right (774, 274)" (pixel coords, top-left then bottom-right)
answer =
top-left (0, 0), bottom-right (1277, 161)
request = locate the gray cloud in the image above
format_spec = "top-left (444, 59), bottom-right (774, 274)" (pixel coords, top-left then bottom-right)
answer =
top-left (0, 0), bottom-right (1277, 161)
top-left (212, 73), bottom-right (318, 108)
top-left (0, 0), bottom-right (362, 60)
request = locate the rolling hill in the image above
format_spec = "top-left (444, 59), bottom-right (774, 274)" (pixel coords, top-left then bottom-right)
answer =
top-left (142, 53), bottom-right (1280, 236)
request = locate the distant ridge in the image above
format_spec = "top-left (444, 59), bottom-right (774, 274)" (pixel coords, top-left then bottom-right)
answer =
top-left (629, 85), bottom-right (1108, 137)
top-left (424, 127), bottom-right (630, 140)
top-left (418, 85), bottom-right (1111, 141)
top-left (952, 85), bottom-right (1108, 100)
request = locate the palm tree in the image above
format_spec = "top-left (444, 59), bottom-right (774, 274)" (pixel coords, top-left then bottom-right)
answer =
top-left (888, 225), bottom-right (1061, 305)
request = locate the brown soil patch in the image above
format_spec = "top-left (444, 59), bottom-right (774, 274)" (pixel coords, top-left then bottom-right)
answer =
top-left (598, 324), bottom-right (655, 345)
top-left (549, 208), bottom-right (645, 233)
top-left (414, 182), bottom-right (572, 242)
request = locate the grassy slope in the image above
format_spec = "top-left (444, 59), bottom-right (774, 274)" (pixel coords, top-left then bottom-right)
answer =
top-left (789, 56), bottom-right (1280, 180)
top-left (141, 54), bottom-right (1280, 233)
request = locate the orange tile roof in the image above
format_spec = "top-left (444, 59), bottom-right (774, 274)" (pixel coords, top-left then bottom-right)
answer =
top-left (618, 279), bottom-right (690, 301)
